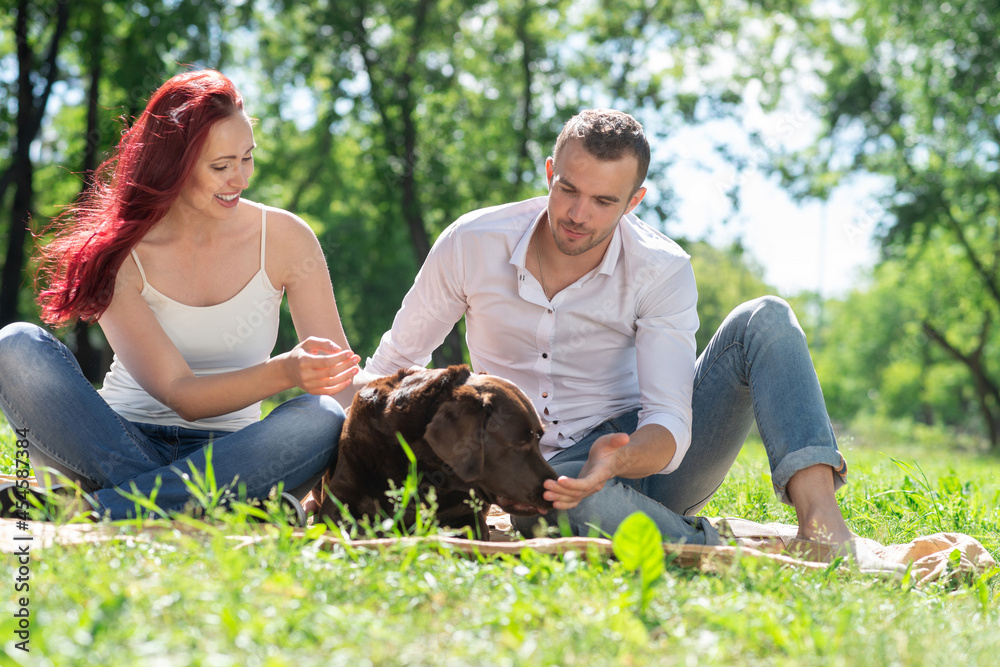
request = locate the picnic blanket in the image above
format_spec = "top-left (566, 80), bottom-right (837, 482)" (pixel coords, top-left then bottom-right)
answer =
top-left (2, 474), bottom-right (993, 585)
top-left (485, 507), bottom-right (996, 584)
top-left (1, 509), bottom-right (993, 586)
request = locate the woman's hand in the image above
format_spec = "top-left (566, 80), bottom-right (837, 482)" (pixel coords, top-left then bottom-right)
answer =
top-left (284, 336), bottom-right (361, 395)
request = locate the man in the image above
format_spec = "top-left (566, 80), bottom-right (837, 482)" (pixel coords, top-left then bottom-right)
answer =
top-left (362, 109), bottom-right (852, 549)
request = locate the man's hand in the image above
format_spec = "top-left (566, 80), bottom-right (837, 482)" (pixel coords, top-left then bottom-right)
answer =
top-left (542, 432), bottom-right (631, 510)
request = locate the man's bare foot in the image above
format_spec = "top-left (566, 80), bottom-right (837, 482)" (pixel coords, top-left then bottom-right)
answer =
top-left (786, 464), bottom-right (853, 547)
top-left (784, 465), bottom-right (908, 575)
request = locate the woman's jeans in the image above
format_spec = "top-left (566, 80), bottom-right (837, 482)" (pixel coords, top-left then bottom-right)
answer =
top-left (514, 296), bottom-right (848, 545)
top-left (0, 322), bottom-right (345, 520)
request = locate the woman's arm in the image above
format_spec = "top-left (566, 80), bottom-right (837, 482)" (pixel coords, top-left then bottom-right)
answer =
top-left (98, 211), bottom-right (359, 421)
top-left (265, 207), bottom-right (361, 407)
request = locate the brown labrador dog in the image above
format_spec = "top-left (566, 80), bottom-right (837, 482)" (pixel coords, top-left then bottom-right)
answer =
top-left (317, 365), bottom-right (557, 537)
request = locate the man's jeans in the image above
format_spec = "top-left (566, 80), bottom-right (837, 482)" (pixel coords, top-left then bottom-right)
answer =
top-left (0, 322), bottom-right (344, 520)
top-left (514, 296), bottom-right (848, 545)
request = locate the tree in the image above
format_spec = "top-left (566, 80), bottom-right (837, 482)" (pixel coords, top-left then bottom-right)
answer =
top-left (4, 0), bottom-right (784, 378)
top-left (686, 240), bottom-right (772, 354)
top-left (812, 251), bottom-right (984, 437)
top-left (0, 0), bottom-right (69, 328)
top-left (253, 0), bottom-right (578, 363)
top-left (251, 0), bottom-right (751, 361)
top-left (744, 0), bottom-right (1000, 448)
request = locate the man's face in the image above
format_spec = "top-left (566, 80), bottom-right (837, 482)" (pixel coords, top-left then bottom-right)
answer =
top-left (544, 137), bottom-right (646, 258)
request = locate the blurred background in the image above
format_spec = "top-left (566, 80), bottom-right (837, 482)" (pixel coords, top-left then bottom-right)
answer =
top-left (2, 0), bottom-right (998, 452)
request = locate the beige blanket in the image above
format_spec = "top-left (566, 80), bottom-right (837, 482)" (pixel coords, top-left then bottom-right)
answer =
top-left (0, 510), bottom-right (993, 586)
top-left (3, 475), bottom-right (993, 585)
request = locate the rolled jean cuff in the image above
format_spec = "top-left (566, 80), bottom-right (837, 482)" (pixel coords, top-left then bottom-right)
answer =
top-left (771, 447), bottom-right (848, 506)
top-left (683, 515), bottom-right (724, 546)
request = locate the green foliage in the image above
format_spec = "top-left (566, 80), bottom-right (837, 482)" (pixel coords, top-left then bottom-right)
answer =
top-left (812, 248), bottom-right (994, 442)
top-left (688, 240), bottom-right (773, 353)
top-left (741, 0), bottom-right (1000, 447)
top-left (6, 0), bottom-right (247, 227)
top-left (611, 511), bottom-right (666, 615)
top-left (2, 420), bottom-right (999, 665)
top-left (248, 0), bottom-right (583, 358)
top-left (4, 0), bottom-right (763, 363)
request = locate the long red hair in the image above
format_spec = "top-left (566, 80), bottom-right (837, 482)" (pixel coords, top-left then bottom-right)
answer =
top-left (35, 69), bottom-right (245, 325)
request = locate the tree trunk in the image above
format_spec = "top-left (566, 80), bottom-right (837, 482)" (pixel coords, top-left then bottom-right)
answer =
top-left (353, 1), bottom-right (465, 368)
top-left (397, 85), bottom-right (465, 368)
top-left (72, 13), bottom-right (107, 382)
top-left (922, 320), bottom-right (1000, 449)
top-left (0, 0), bottom-right (71, 327)
top-left (2, 164), bottom-right (34, 328)
top-left (513, 1), bottom-right (534, 189)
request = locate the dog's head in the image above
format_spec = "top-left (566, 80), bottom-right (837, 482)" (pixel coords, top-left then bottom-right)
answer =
top-left (418, 368), bottom-right (557, 516)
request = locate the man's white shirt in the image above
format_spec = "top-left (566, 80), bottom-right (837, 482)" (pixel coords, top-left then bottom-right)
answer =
top-left (366, 196), bottom-right (699, 473)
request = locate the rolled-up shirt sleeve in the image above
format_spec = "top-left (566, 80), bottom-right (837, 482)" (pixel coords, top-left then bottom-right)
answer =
top-left (366, 225), bottom-right (468, 376)
top-left (634, 259), bottom-right (699, 474)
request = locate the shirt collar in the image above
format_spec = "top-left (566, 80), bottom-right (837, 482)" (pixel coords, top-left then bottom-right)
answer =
top-left (510, 204), bottom-right (546, 270)
top-left (510, 198), bottom-right (626, 276)
top-left (597, 218), bottom-right (625, 276)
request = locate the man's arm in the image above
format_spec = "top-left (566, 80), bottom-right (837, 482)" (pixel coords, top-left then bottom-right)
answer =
top-left (545, 253), bottom-right (699, 509)
top-left (362, 223), bottom-right (469, 375)
top-left (542, 424), bottom-right (675, 509)
top-left (631, 259), bottom-right (699, 473)
top-left (332, 367), bottom-right (381, 410)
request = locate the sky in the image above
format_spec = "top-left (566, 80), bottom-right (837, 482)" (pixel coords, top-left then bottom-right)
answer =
top-left (662, 149), bottom-right (884, 298)
top-left (651, 93), bottom-right (884, 299)
top-left (633, 25), bottom-right (887, 300)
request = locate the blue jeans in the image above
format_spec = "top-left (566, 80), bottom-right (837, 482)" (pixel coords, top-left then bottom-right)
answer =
top-left (513, 296), bottom-right (848, 545)
top-left (0, 322), bottom-right (345, 520)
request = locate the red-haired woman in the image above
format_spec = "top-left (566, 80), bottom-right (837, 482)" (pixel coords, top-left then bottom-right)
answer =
top-left (0, 69), bottom-right (358, 523)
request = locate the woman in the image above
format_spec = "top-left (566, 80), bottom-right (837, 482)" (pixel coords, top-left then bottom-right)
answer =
top-left (0, 69), bottom-right (358, 523)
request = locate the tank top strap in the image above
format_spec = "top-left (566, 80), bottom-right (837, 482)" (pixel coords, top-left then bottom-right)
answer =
top-left (130, 249), bottom-right (148, 290)
top-left (259, 205), bottom-right (267, 272)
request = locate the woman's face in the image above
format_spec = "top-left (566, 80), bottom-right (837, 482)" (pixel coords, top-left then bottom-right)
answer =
top-left (174, 113), bottom-right (256, 222)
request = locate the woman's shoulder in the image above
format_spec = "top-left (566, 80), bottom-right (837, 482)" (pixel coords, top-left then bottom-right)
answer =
top-left (254, 202), bottom-right (325, 286)
top-left (113, 247), bottom-right (144, 292)
top-left (253, 202), bottom-right (316, 243)
top-left (250, 201), bottom-right (310, 229)
top-left (251, 201), bottom-right (315, 246)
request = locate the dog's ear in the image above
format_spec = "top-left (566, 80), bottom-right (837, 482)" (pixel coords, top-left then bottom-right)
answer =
top-left (423, 390), bottom-right (486, 482)
top-left (395, 365), bottom-right (473, 407)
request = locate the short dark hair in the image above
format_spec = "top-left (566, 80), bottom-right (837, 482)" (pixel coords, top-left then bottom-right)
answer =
top-left (552, 109), bottom-right (650, 195)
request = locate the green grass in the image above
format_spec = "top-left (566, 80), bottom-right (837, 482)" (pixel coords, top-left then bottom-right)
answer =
top-left (1, 416), bottom-right (999, 666)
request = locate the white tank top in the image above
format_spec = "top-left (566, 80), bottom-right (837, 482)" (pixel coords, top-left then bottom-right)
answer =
top-left (98, 205), bottom-right (284, 431)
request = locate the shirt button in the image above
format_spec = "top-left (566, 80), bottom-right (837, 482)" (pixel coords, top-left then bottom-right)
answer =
top-left (548, 309), bottom-right (553, 314)
top-left (552, 420), bottom-right (559, 425)
top-left (542, 353), bottom-right (548, 359)
top-left (541, 392), bottom-right (548, 398)
top-left (544, 407), bottom-right (549, 415)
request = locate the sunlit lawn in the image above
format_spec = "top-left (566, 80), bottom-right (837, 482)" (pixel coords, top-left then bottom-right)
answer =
top-left (1, 415), bottom-right (998, 666)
